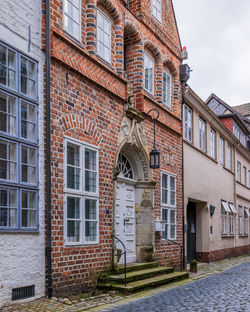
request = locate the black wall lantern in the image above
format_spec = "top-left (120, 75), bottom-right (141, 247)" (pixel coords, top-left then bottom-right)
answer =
top-left (136, 109), bottom-right (160, 169)
top-left (209, 205), bottom-right (216, 217)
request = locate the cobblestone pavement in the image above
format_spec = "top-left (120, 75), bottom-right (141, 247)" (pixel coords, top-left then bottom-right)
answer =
top-left (103, 262), bottom-right (250, 312)
top-left (1, 256), bottom-right (250, 312)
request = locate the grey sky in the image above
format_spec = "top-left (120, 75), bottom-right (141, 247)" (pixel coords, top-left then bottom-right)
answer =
top-left (173, 0), bottom-right (250, 106)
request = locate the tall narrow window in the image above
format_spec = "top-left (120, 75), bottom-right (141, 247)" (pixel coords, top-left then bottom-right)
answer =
top-left (199, 118), bottom-right (206, 152)
top-left (236, 161), bottom-right (241, 182)
top-left (151, 0), bottom-right (162, 22)
top-left (243, 166), bottom-right (247, 185)
top-left (221, 201), bottom-right (230, 235)
top-left (244, 208), bottom-right (249, 236)
top-left (0, 44), bottom-right (17, 90)
top-left (248, 171), bottom-right (250, 188)
top-left (63, 0), bottom-right (81, 40)
top-left (97, 10), bottom-right (111, 63)
top-left (219, 137), bottom-right (225, 165)
top-left (238, 206), bottom-right (243, 235)
top-left (0, 92), bottom-right (17, 136)
top-left (163, 70), bottom-right (171, 108)
top-left (210, 128), bottom-right (216, 159)
top-left (227, 144), bottom-right (232, 171)
top-left (184, 105), bottom-right (192, 143)
top-left (144, 52), bottom-right (154, 95)
top-left (0, 42), bottom-right (38, 231)
top-left (64, 139), bottom-right (99, 244)
top-left (161, 171), bottom-right (176, 240)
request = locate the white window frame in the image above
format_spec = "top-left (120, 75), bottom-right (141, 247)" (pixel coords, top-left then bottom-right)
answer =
top-left (163, 70), bottom-right (171, 108)
top-left (236, 161), bottom-right (241, 182)
top-left (64, 137), bottom-right (99, 245)
top-left (238, 206), bottom-right (243, 236)
top-left (199, 118), bottom-right (206, 153)
top-left (96, 10), bottom-right (111, 64)
top-left (144, 52), bottom-right (154, 95)
top-left (63, 0), bottom-right (81, 41)
top-left (227, 144), bottom-right (232, 171)
top-left (161, 171), bottom-right (176, 240)
top-left (210, 128), bottom-right (216, 160)
top-left (151, 0), bottom-right (162, 22)
top-left (219, 137), bottom-right (225, 166)
top-left (183, 105), bottom-right (192, 143)
top-left (248, 170), bottom-right (250, 188)
top-left (228, 214), bottom-right (234, 235)
top-left (244, 208), bottom-right (249, 236)
top-left (243, 166), bottom-right (247, 185)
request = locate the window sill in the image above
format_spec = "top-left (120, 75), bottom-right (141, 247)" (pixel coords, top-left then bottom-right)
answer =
top-left (221, 234), bottom-right (234, 238)
top-left (236, 181), bottom-right (250, 190)
top-left (64, 243), bottom-right (99, 247)
top-left (0, 229), bottom-right (39, 234)
top-left (223, 166), bottom-right (234, 175)
top-left (239, 235), bottom-right (248, 238)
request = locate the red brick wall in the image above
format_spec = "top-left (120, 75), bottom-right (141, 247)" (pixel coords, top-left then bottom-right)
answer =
top-left (44, 0), bottom-right (184, 296)
top-left (220, 117), bottom-right (233, 133)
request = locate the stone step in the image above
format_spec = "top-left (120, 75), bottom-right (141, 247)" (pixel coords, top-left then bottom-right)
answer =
top-left (101, 271), bottom-right (189, 293)
top-left (108, 266), bottom-right (174, 284)
top-left (113, 262), bottom-right (158, 274)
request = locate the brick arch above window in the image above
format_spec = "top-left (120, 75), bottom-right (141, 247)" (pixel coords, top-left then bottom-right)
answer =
top-left (124, 21), bottom-right (142, 44)
top-left (97, 0), bottom-right (121, 24)
top-left (144, 40), bottom-right (162, 62)
top-left (163, 58), bottom-right (178, 78)
top-left (59, 114), bottom-right (103, 146)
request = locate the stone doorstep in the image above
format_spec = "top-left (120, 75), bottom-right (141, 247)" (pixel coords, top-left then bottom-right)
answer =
top-left (103, 271), bottom-right (189, 293)
top-left (107, 266), bottom-right (174, 283)
top-left (114, 262), bottom-right (158, 274)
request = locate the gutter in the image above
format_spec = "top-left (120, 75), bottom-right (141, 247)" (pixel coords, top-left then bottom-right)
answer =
top-left (45, 0), bottom-right (53, 298)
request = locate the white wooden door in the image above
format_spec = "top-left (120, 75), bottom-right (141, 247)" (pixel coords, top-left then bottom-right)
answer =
top-left (115, 182), bottom-right (136, 264)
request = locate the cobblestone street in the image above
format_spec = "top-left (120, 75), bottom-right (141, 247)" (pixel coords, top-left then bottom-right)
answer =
top-left (104, 262), bottom-right (250, 312)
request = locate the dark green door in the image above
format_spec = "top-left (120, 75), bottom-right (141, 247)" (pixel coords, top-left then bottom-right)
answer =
top-left (187, 202), bottom-right (196, 263)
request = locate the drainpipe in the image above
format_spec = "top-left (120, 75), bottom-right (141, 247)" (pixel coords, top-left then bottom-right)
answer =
top-left (45, 0), bottom-right (53, 298)
top-left (180, 59), bottom-right (191, 271)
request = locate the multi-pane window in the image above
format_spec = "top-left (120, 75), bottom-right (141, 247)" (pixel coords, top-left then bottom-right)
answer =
top-left (236, 161), bottom-right (241, 182)
top-left (161, 171), bottom-right (176, 240)
top-left (210, 128), bottom-right (216, 159)
top-left (163, 70), bottom-right (171, 108)
top-left (244, 208), bottom-right (249, 235)
top-left (151, 0), bottom-right (162, 22)
top-left (243, 166), bottom-right (247, 185)
top-left (219, 137), bottom-right (225, 165)
top-left (238, 206), bottom-right (243, 235)
top-left (144, 52), bottom-right (154, 95)
top-left (229, 214), bottom-right (234, 235)
top-left (0, 44), bottom-right (17, 90)
top-left (227, 144), bottom-right (232, 171)
top-left (64, 139), bottom-right (99, 244)
top-left (199, 118), bottom-right (206, 152)
top-left (0, 42), bottom-right (38, 231)
top-left (97, 10), bottom-right (111, 63)
top-left (249, 171), bottom-right (250, 188)
top-left (184, 105), bottom-right (192, 143)
top-left (221, 201), bottom-right (230, 235)
top-left (63, 0), bottom-right (81, 40)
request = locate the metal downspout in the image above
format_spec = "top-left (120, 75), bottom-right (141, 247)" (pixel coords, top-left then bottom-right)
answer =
top-left (45, 0), bottom-right (53, 298)
top-left (181, 81), bottom-right (186, 270)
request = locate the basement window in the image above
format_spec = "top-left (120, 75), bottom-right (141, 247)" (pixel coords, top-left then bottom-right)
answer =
top-left (12, 285), bottom-right (35, 301)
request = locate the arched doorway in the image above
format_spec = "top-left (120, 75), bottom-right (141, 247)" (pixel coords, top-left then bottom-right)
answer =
top-left (115, 154), bottom-right (137, 263)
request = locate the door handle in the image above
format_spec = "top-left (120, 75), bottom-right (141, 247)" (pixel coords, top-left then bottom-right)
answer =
top-left (124, 218), bottom-right (129, 226)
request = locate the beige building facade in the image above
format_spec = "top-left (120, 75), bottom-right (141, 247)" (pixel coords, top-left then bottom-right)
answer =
top-left (183, 88), bottom-right (250, 263)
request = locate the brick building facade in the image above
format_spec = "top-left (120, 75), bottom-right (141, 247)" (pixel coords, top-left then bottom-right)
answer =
top-left (43, 0), bottom-right (184, 296)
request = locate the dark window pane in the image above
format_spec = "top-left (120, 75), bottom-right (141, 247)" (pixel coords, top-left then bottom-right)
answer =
top-left (85, 199), bottom-right (96, 219)
top-left (22, 164), bottom-right (28, 182)
top-left (0, 160), bottom-right (7, 179)
top-left (67, 197), bottom-right (80, 218)
top-left (0, 112), bottom-right (7, 132)
top-left (85, 171), bottom-right (96, 192)
top-left (67, 143), bottom-right (80, 166)
top-left (21, 75), bottom-right (27, 94)
top-left (85, 221), bottom-right (97, 241)
top-left (85, 149), bottom-right (96, 170)
top-left (67, 220), bottom-right (80, 242)
top-left (0, 46), bottom-right (6, 65)
top-left (21, 57), bottom-right (27, 75)
top-left (22, 209), bottom-right (28, 227)
top-left (22, 191), bottom-right (28, 208)
top-left (21, 146), bottom-right (28, 163)
top-left (0, 189), bottom-right (7, 206)
top-left (67, 167), bottom-right (80, 189)
top-left (0, 208), bottom-right (7, 226)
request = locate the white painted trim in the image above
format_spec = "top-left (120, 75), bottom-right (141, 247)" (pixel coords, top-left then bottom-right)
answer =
top-left (96, 9), bottom-right (111, 64)
top-left (62, 0), bottom-right (82, 42)
top-left (163, 70), bottom-right (171, 108)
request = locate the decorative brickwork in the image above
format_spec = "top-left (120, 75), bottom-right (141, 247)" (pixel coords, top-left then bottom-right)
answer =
top-left (44, 0), bottom-right (183, 296)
